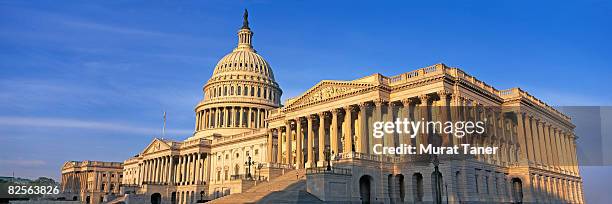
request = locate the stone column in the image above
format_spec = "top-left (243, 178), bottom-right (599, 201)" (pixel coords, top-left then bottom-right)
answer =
top-left (418, 95), bottom-right (430, 146)
top-left (195, 153), bottom-right (201, 185)
top-left (239, 107), bottom-right (244, 127)
top-left (277, 128), bottom-right (283, 164)
top-left (343, 106), bottom-right (353, 153)
top-left (385, 102), bottom-right (396, 147)
top-left (530, 117), bottom-right (542, 165)
top-left (160, 157), bottom-right (165, 183)
top-left (358, 102), bottom-right (368, 154)
top-left (556, 130), bottom-right (565, 172)
top-left (192, 154), bottom-right (198, 184)
top-left (227, 107), bottom-right (233, 128)
top-left (539, 121), bottom-right (549, 166)
top-left (210, 109), bottom-right (214, 128)
top-left (307, 115), bottom-right (315, 168)
top-left (154, 158), bottom-right (159, 183)
top-left (204, 109), bottom-right (208, 128)
top-left (180, 156), bottom-right (185, 185)
top-left (571, 135), bottom-right (579, 175)
top-left (515, 112), bottom-right (529, 163)
top-left (285, 121), bottom-right (293, 165)
top-left (267, 129), bottom-right (274, 163)
top-left (145, 159), bottom-right (151, 182)
top-left (543, 125), bottom-right (552, 167)
top-left (401, 99), bottom-right (415, 146)
top-left (296, 118), bottom-right (303, 168)
top-left (560, 132), bottom-right (569, 173)
top-left (247, 107), bottom-right (252, 128)
top-left (169, 156), bottom-right (175, 185)
top-left (438, 92), bottom-right (451, 146)
top-left (318, 112), bottom-right (326, 167)
top-left (331, 109), bottom-right (339, 154)
top-left (140, 162), bottom-right (144, 184)
top-left (184, 155), bottom-right (189, 185)
top-left (260, 109), bottom-right (265, 128)
top-left (195, 111), bottom-right (200, 131)
top-left (255, 108), bottom-right (261, 128)
top-left (372, 100), bottom-right (383, 148)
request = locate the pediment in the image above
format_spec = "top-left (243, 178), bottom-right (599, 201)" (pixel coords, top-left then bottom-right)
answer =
top-left (141, 138), bottom-right (172, 155)
top-left (285, 80), bottom-right (374, 108)
top-left (62, 161), bottom-right (77, 170)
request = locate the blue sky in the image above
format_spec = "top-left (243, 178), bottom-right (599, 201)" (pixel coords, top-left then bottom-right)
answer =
top-left (0, 0), bottom-right (610, 203)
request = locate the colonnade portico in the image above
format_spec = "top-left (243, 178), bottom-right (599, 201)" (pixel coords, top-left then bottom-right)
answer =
top-left (136, 154), bottom-right (209, 187)
top-left (267, 92), bottom-right (475, 169)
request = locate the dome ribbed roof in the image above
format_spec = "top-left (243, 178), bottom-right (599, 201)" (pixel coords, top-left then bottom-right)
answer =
top-left (211, 50), bottom-right (274, 80)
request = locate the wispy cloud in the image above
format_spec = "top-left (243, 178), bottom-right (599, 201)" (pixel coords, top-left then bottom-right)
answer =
top-left (0, 116), bottom-right (193, 135)
top-left (0, 159), bottom-right (46, 167)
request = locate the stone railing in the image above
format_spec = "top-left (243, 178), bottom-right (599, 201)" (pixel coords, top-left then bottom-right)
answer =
top-left (229, 174), bottom-right (266, 181)
top-left (388, 64), bottom-right (443, 85)
top-left (180, 138), bottom-right (211, 148)
top-left (498, 88), bottom-right (571, 121)
top-left (211, 129), bottom-right (265, 144)
top-left (387, 64), bottom-right (570, 121)
top-left (265, 162), bottom-right (294, 169)
top-left (306, 166), bottom-right (352, 176)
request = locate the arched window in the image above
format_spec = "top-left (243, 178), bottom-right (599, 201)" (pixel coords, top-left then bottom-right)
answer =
top-left (224, 86), bottom-right (227, 96)
top-left (237, 86), bottom-right (242, 95)
top-left (413, 173), bottom-right (423, 202)
top-left (230, 86), bottom-right (234, 95)
top-left (243, 85), bottom-right (248, 95)
top-left (263, 88), bottom-right (267, 99)
top-left (257, 87), bottom-right (261, 97)
top-left (431, 171), bottom-right (443, 203)
top-left (251, 86), bottom-right (255, 96)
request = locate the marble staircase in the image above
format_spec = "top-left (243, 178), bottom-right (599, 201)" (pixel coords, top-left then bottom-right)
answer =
top-left (209, 169), bottom-right (321, 203)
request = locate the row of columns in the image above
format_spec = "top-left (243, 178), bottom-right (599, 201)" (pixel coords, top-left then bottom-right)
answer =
top-left (138, 153), bottom-right (209, 186)
top-left (516, 112), bottom-right (579, 175)
top-left (61, 172), bottom-right (86, 193)
top-left (195, 107), bottom-right (267, 131)
top-left (61, 170), bottom-right (120, 194)
top-left (269, 92), bottom-right (469, 168)
top-left (206, 84), bottom-right (279, 104)
top-left (532, 174), bottom-right (584, 203)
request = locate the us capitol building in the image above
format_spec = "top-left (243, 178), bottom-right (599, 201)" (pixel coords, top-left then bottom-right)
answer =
top-left (61, 10), bottom-right (584, 204)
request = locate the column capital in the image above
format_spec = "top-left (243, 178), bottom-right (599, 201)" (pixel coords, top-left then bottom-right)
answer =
top-left (358, 101), bottom-right (370, 108)
top-left (308, 114), bottom-right (317, 121)
top-left (330, 108), bottom-right (340, 114)
top-left (400, 98), bottom-right (417, 106)
top-left (419, 94), bottom-right (430, 102)
top-left (345, 105), bottom-right (359, 112)
top-left (317, 111), bottom-right (330, 118)
top-left (437, 90), bottom-right (451, 99)
top-left (389, 101), bottom-right (400, 107)
top-left (373, 99), bottom-right (385, 106)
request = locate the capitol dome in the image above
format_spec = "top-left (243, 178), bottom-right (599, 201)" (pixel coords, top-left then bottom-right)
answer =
top-left (192, 9), bottom-right (282, 138)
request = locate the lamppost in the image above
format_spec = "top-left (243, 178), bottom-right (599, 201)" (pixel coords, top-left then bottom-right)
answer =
top-left (256, 163), bottom-right (263, 180)
top-left (245, 155), bottom-right (255, 179)
top-left (323, 147), bottom-right (334, 171)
